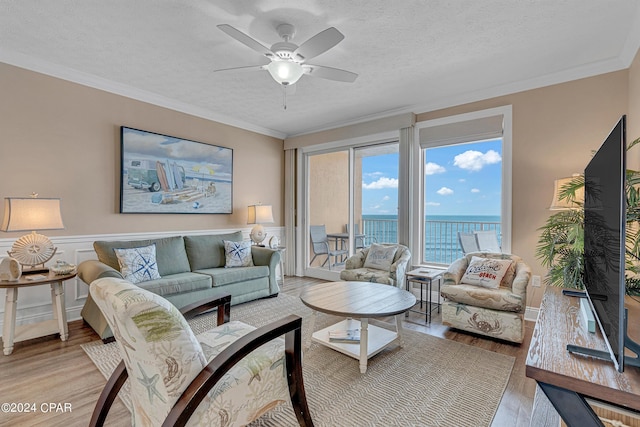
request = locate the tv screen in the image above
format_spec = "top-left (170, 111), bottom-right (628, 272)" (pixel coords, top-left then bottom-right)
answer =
top-left (583, 115), bottom-right (626, 372)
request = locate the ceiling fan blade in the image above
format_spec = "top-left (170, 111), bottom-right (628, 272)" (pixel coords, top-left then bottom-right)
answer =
top-left (294, 27), bottom-right (344, 61)
top-left (214, 65), bottom-right (267, 73)
top-left (304, 64), bottom-right (358, 83)
top-left (217, 24), bottom-right (275, 58)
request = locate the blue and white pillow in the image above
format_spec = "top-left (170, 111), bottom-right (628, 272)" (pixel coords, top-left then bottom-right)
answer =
top-left (223, 240), bottom-right (254, 268)
top-left (114, 244), bottom-right (161, 284)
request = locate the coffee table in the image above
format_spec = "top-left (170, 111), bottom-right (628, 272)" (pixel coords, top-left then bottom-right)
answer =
top-left (300, 281), bottom-right (416, 373)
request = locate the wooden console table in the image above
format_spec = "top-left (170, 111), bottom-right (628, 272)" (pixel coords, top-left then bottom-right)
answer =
top-left (526, 286), bottom-right (640, 426)
top-left (1, 271), bottom-right (75, 355)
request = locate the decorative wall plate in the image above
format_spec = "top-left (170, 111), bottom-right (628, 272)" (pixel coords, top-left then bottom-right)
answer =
top-left (10, 232), bottom-right (56, 267)
top-left (269, 236), bottom-right (279, 249)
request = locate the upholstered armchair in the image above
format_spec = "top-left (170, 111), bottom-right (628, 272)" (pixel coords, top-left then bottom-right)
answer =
top-left (339, 243), bottom-right (411, 288)
top-left (440, 252), bottom-right (531, 344)
top-left (88, 277), bottom-right (313, 427)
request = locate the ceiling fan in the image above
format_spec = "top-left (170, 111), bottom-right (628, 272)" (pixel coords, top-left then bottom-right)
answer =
top-left (215, 23), bottom-right (358, 86)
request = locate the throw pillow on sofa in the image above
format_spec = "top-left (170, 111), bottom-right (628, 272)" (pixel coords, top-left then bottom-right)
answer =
top-left (114, 244), bottom-right (162, 284)
top-left (460, 256), bottom-right (513, 289)
top-left (223, 240), bottom-right (254, 268)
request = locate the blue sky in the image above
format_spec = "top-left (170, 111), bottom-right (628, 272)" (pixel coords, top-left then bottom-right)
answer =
top-left (361, 139), bottom-right (502, 216)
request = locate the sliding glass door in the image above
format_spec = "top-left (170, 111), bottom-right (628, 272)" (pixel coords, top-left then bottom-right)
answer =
top-left (303, 141), bottom-right (399, 280)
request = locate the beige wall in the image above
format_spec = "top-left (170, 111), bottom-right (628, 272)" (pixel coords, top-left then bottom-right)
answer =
top-left (416, 70), bottom-right (629, 308)
top-left (0, 63), bottom-right (284, 239)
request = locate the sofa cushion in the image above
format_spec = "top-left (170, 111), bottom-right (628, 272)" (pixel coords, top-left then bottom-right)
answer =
top-left (195, 265), bottom-right (269, 287)
top-left (114, 244), bottom-right (161, 284)
top-left (94, 236), bottom-right (191, 277)
top-left (184, 232), bottom-right (243, 270)
top-left (136, 272), bottom-right (212, 296)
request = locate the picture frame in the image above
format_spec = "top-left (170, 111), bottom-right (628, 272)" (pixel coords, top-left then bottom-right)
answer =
top-left (120, 126), bottom-right (233, 214)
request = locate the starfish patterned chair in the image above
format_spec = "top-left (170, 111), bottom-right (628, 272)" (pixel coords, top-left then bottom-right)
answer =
top-left (440, 252), bottom-right (531, 344)
top-left (88, 277), bottom-right (313, 427)
top-left (339, 243), bottom-right (411, 288)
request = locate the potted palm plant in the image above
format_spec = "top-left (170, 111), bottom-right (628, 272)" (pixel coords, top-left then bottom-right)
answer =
top-left (536, 138), bottom-right (640, 296)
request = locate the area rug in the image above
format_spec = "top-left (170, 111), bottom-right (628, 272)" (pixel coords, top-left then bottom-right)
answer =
top-left (82, 293), bottom-right (515, 427)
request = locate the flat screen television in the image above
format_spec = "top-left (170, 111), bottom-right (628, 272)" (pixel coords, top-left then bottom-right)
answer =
top-left (582, 115), bottom-right (627, 372)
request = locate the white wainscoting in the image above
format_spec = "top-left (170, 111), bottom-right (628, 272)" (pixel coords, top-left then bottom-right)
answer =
top-left (0, 227), bottom-right (284, 333)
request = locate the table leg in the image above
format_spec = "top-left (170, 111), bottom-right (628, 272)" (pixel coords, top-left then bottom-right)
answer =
top-left (306, 310), bottom-right (317, 350)
top-left (537, 381), bottom-right (603, 427)
top-left (359, 318), bottom-right (369, 373)
top-left (3, 288), bottom-right (18, 355)
top-left (427, 280), bottom-right (433, 324)
top-left (51, 282), bottom-right (68, 341)
top-left (395, 314), bottom-right (405, 348)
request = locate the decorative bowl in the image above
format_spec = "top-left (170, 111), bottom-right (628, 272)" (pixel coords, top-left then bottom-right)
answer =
top-left (50, 263), bottom-right (76, 275)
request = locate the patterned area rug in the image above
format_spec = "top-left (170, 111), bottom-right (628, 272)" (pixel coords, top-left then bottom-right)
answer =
top-left (82, 293), bottom-right (515, 427)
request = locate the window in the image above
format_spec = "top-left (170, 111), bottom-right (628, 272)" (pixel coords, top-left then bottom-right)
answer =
top-left (414, 107), bottom-right (512, 266)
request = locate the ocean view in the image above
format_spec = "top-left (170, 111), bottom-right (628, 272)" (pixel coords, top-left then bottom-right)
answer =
top-left (362, 214), bottom-right (501, 264)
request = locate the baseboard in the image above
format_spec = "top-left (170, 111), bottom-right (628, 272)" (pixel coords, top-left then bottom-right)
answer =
top-left (525, 306), bottom-right (539, 322)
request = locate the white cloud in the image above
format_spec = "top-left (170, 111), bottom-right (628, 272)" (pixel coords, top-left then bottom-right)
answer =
top-left (454, 149), bottom-right (501, 171)
top-left (382, 195), bottom-right (390, 201)
top-left (471, 188), bottom-right (480, 193)
top-left (459, 178), bottom-right (466, 183)
top-left (436, 187), bottom-right (454, 196)
top-left (362, 177), bottom-right (399, 189)
top-left (425, 201), bottom-right (441, 206)
top-left (425, 162), bottom-right (446, 175)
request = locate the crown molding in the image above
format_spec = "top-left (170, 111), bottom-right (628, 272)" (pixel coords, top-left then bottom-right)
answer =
top-left (0, 48), bottom-right (287, 140)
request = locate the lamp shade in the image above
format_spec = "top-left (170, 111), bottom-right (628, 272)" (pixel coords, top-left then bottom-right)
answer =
top-left (247, 204), bottom-right (274, 224)
top-left (1, 197), bottom-right (65, 231)
top-left (267, 60), bottom-right (304, 85)
top-left (549, 177), bottom-right (584, 210)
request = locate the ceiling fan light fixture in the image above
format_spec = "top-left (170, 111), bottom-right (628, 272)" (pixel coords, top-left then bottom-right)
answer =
top-left (267, 60), bottom-right (304, 85)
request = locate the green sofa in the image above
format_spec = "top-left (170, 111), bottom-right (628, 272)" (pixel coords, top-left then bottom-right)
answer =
top-left (77, 231), bottom-right (280, 340)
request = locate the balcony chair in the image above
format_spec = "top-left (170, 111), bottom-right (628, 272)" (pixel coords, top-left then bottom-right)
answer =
top-left (310, 224), bottom-right (348, 270)
top-left (88, 277), bottom-right (313, 427)
top-left (339, 243), bottom-right (411, 288)
top-left (344, 223), bottom-right (377, 249)
top-left (457, 230), bottom-right (501, 254)
top-left (440, 252), bottom-right (531, 343)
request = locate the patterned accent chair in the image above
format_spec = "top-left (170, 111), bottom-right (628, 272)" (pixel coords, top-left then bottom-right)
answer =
top-left (339, 244), bottom-right (411, 288)
top-left (88, 277), bottom-right (313, 427)
top-left (440, 252), bottom-right (531, 344)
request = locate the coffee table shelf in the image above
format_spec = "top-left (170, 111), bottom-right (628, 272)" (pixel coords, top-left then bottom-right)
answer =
top-left (312, 318), bottom-right (400, 361)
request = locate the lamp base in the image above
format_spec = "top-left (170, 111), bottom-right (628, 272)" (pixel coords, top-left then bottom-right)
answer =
top-left (250, 224), bottom-right (268, 246)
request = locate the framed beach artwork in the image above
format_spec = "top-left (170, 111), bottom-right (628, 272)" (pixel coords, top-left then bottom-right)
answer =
top-left (120, 127), bottom-right (233, 214)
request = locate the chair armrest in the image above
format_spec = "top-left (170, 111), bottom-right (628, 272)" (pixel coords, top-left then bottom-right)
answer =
top-left (442, 257), bottom-right (468, 287)
top-left (89, 361), bottom-right (128, 427)
top-left (77, 260), bottom-right (123, 284)
top-left (390, 250), bottom-right (412, 287)
top-left (345, 250), bottom-right (367, 269)
top-left (179, 293), bottom-right (232, 325)
top-left (163, 315), bottom-right (312, 427)
top-left (510, 261), bottom-right (531, 305)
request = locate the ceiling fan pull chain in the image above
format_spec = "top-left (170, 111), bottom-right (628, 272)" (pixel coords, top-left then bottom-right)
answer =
top-left (282, 85), bottom-right (287, 110)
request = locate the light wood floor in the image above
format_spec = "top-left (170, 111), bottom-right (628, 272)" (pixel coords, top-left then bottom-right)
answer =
top-left (0, 276), bottom-right (536, 426)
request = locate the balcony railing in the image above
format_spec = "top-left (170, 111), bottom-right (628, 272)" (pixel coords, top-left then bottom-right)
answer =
top-left (362, 218), bottom-right (501, 265)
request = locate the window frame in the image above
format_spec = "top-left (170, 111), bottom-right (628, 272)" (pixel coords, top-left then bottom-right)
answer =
top-left (412, 106), bottom-right (513, 266)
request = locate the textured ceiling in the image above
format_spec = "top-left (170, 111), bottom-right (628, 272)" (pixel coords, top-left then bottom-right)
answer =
top-left (1, 0), bottom-right (639, 138)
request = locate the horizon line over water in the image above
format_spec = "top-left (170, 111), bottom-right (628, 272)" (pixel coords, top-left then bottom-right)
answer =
top-left (363, 214), bottom-right (500, 221)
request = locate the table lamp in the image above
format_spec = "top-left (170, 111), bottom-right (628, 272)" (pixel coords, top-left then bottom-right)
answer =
top-left (549, 175), bottom-right (584, 210)
top-left (1, 194), bottom-right (65, 273)
top-left (247, 204), bottom-right (273, 246)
